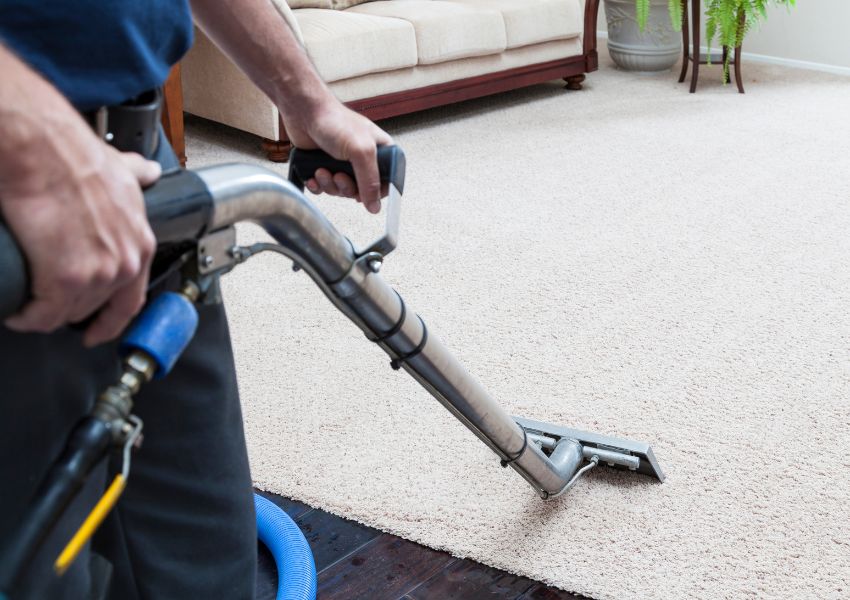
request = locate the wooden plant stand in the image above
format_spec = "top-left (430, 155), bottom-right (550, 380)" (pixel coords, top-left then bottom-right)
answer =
top-left (678, 0), bottom-right (746, 93)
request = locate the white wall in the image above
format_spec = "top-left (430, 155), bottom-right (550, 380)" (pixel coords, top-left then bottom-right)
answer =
top-left (599, 0), bottom-right (850, 72)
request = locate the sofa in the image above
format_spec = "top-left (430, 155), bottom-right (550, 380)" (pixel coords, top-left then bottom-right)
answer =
top-left (182, 0), bottom-right (600, 161)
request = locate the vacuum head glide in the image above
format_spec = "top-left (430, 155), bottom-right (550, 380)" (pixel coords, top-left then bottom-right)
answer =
top-left (515, 416), bottom-right (666, 482)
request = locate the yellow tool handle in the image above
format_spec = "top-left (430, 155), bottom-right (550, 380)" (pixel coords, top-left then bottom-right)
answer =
top-left (54, 475), bottom-right (126, 575)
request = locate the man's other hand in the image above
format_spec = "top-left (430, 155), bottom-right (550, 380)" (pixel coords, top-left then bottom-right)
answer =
top-left (285, 102), bottom-right (392, 214)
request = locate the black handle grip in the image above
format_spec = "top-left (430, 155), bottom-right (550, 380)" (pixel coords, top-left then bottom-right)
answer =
top-left (142, 168), bottom-right (212, 245)
top-left (288, 145), bottom-right (406, 195)
top-left (0, 169), bottom-right (213, 321)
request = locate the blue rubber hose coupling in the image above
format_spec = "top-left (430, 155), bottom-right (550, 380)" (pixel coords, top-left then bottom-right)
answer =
top-left (120, 282), bottom-right (200, 380)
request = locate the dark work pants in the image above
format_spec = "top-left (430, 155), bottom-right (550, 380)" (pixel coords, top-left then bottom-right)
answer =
top-left (0, 132), bottom-right (257, 599)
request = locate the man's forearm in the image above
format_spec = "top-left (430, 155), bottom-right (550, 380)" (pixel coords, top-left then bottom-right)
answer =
top-left (189, 0), bottom-right (332, 120)
top-left (190, 0), bottom-right (392, 209)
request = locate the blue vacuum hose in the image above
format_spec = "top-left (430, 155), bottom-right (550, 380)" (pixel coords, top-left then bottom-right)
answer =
top-left (254, 494), bottom-right (317, 600)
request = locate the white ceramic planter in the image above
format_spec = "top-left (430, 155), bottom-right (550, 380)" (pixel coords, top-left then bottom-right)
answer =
top-left (604, 0), bottom-right (681, 71)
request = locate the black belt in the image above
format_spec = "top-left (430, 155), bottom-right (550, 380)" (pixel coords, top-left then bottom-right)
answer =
top-left (81, 88), bottom-right (163, 158)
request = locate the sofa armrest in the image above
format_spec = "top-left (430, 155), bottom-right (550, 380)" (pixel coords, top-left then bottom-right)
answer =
top-left (269, 0), bottom-right (305, 46)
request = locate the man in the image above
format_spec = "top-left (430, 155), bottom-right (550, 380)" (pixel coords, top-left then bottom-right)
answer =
top-left (0, 1), bottom-right (391, 597)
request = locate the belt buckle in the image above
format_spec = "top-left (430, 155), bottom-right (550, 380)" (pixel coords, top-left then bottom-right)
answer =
top-left (94, 106), bottom-right (114, 142)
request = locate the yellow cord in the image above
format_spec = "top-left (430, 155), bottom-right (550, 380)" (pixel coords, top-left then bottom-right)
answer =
top-left (54, 475), bottom-right (127, 575)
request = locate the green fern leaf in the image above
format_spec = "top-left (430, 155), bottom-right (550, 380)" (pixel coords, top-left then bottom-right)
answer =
top-left (636, 0), bottom-right (650, 31)
top-left (702, 0), bottom-right (796, 83)
top-left (668, 0), bottom-right (683, 31)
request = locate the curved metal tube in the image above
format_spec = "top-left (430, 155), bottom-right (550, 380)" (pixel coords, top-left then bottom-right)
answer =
top-left (202, 164), bottom-right (354, 283)
top-left (196, 164), bottom-right (576, 497)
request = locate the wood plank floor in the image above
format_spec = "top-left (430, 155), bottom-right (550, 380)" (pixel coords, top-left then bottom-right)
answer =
top-left (254, 490), bottom-right (585, 600)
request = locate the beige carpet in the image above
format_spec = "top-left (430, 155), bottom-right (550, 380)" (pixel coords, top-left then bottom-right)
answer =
top-left (185, 51), bottom-right (850, 600)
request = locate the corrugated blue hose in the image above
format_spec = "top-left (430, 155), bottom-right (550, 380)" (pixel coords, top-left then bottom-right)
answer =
top-left (254, 494), bottom-right (317, 600)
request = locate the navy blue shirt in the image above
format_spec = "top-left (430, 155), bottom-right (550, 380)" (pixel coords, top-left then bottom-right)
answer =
top-left (0, 1), bottom-right (193, 110)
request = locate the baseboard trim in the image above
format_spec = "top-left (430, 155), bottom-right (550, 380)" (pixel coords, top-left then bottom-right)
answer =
top-left (596, 30), bottom-right (850, 76)
top-left (730, 51), bottom-right (850, 77)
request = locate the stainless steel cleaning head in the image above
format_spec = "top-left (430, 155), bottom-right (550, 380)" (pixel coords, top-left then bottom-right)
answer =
top-left (515, 416), bottom-right (665, 482)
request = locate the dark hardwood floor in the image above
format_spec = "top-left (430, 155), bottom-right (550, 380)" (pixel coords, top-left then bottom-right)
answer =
top-left (254, 490), bottom-right (585, 600)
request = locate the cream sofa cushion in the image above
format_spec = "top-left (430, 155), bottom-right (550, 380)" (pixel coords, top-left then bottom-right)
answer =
top-left (294, 9), bottom-right (418, 82)
top-left (444, 0), bottom-right (583, 49)
top-left (330, 37), bottom-right (582, 102)
top-left (346, 1), bottom-right (507, 65)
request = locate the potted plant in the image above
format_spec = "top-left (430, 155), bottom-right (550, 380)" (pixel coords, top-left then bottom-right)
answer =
top-left (605, 0), bottom-right (795, 73)
top-left (604, 0), bottom-right (682, 71)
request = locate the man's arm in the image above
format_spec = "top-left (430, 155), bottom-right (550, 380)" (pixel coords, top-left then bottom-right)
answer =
top-left (0, 46), bottom-right (159, 346)
top-left (190, 0), bottom-right (392, 214)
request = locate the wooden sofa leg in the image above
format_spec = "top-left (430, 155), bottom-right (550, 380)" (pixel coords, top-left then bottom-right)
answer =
top-left (262, 138), bottom-right (292, 162)
top-left (564, 74), bottom-right (586, 90)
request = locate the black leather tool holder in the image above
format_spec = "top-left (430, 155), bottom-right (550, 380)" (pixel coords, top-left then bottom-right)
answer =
top-left (84, 88), bottom-right (163, 158)
top-left (110, 88), bottom-right (162, 157)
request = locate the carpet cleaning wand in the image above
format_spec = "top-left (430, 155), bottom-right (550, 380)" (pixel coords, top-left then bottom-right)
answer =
top-left (0, 146), bottom-right (664, 523)
top-left (283, 147), bottom-right (665, 497)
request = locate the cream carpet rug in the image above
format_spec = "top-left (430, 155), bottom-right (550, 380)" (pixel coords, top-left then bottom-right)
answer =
top-left (185, 51), bottom-right (850, 600)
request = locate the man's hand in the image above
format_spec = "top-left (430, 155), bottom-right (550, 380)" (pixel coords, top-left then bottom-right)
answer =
top-left (1, 146), bottom-right (159, 347)
top-left (0, 46), bottom-right (159, 347)
top-left (285, 101), bottom-right (392, 214)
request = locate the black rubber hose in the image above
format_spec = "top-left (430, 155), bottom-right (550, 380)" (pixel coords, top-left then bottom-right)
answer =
top-left (0, 417), bottom-right (113, 596)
